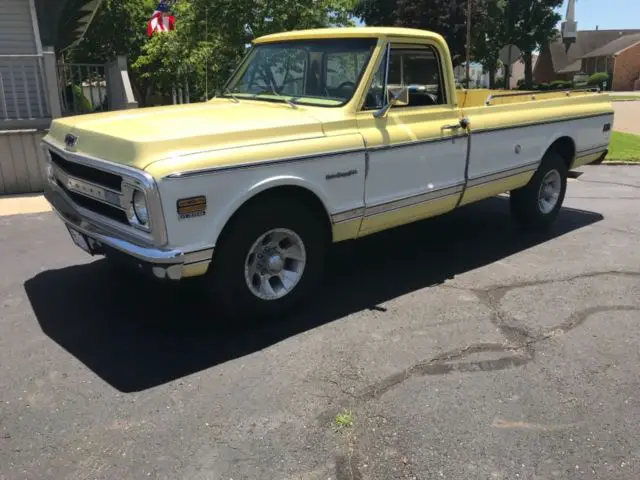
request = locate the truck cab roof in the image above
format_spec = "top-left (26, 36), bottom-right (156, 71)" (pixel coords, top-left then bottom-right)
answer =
top-left (253, 27), bottom-right (446, 45)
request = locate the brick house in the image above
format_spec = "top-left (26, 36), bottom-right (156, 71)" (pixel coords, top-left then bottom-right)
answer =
top-left (534, 29), bottom-right (640, 91)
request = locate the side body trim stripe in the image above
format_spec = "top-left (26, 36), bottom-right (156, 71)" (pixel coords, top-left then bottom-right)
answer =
top-left (163, 112), bottom-right (612, 179)
top-left (330, 161), bottom-right (539, 224)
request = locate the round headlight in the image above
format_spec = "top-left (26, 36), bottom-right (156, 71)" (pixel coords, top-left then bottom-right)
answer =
top-left (133, 190), bottom-right (149, 225)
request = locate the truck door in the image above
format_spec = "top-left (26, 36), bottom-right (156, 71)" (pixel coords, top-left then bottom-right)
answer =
top-left (356, 41), bottom-right (468, 236)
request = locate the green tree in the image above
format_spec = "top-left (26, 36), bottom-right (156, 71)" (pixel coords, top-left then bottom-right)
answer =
top-left (504, 0), bottom-right (562, 88)
top-left (69, 0), bottom-right (358, 105)
top-left (353, 0), bottom-right (398, 25)
top-left (470, 0), bottom-right (507, 88)
top-left (355, 0), bottom-right (561, 88)
top-left (354, 0), bottom-right (469, 65)
top-left (66, 0), bottom-right (156, 102)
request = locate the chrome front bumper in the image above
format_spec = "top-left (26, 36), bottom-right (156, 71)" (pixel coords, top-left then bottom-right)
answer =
top-left (45, 183), bottom-right (213, 280)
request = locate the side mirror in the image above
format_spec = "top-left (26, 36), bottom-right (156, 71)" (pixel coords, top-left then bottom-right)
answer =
top-left (373, 85), bottom-right (409, 118)
top-left (387, 84), bottom-right (409, 106)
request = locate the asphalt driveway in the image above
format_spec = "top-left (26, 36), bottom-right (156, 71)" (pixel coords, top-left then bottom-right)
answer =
top-left (1, 166), bottom-right (639, 479)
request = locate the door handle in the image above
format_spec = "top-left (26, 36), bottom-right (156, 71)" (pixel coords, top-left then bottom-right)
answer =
top-left (441, 117), bottom-right (470, 131)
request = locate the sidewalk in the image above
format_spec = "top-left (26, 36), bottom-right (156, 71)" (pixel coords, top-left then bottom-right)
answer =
top-left (612, 101), bottom-right (640, 135)
top-left (0, 193), bottom-right (51, 217)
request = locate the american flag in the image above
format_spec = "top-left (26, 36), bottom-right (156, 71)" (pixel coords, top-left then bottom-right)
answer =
top-left (147, 1), bottom-right (176, 37)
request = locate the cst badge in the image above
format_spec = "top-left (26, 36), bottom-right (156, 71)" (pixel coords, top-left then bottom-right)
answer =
top-left (177, 196), bottom-right (206, 219)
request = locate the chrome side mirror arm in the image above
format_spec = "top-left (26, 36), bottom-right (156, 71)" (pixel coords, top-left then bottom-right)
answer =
top-left (373, 90), bottom-right (398, 119)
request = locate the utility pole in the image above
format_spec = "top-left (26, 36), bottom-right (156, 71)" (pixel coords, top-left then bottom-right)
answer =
top-left (465, 0), bottom-right (472, 84)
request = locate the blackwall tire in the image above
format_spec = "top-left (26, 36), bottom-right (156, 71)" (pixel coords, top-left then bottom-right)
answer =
top-left (207, 197), bottom-right (326, 320)
top-left (510, 151), bottom-right (568, 231)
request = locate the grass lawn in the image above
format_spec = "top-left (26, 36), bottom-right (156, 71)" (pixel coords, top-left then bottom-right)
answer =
top-left (605, 131), bottom-right (640, 162)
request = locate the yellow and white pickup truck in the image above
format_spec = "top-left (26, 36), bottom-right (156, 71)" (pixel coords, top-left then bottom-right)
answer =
top-left (42, 27), bottom-right (614, 317)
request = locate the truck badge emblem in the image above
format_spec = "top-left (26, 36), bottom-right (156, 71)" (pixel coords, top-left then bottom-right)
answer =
top-left (64, 134), bottom-right (78, 149)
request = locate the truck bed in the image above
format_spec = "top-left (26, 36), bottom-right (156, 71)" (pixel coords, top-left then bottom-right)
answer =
top-left (456, 88), bottom-right (607, 108)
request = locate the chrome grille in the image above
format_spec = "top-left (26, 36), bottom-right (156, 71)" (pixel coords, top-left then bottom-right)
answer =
top-left (55, 178), bottom-right (129, 224)
top-left (43, 140), bottom-right (167, 247)
top-left (49, 150), bottom-right (123, 192)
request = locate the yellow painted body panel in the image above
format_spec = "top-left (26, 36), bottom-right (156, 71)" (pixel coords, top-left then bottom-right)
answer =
top-left (332, 219), bottom-right (362, 242)
top-left (47, 100), bottom-right (327, 170)
top-left (573, 152), bottom-right (603, 168)
top-left (254, 27), bottom-right (453, 44)
top-left (460, 93), bottom-right (613, 131)
top-left (459, 172), bottom-right (535, 207)
top-left (358, 194), bottom-right (460, 237)
top-left (456, 88), bottom-right (610, 109)
top-left (182, 263), bottom-right (210, 278)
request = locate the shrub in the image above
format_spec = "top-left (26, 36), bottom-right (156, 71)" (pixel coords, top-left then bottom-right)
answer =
top-left (63, 84), bottom-right (92, 114)
top-left (549, 80), bottom-right (573, 90)
top-left (494, 76), bottom-right (506, 88)
top-left (587, 72), bottom-right (609, 89)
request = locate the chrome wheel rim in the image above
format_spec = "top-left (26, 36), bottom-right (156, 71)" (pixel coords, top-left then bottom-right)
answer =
top-left (244, 228), bottom-right (307, 300)
top-left (538, 169), bottom-right (562, 214)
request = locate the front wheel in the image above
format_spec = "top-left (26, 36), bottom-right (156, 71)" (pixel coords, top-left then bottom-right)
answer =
top-left (510, 151), bottom-right (568, 231)
top-left (206, 197), bottom-right (327, 319)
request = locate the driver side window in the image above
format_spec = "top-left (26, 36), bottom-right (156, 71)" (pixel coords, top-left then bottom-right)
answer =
top-left (363, 44), bottom-right (446, 110)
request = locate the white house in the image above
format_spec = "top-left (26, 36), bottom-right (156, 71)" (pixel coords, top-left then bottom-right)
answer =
top-left (0, 0), bottom-right (136, 194)
top-left (454, 62), bottom-right (491, 88)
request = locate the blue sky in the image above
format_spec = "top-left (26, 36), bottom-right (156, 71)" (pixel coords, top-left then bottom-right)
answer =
top-left (560, 0), bottom-right (640, 30)
top-left (356, 1), bottom-right (640, 30)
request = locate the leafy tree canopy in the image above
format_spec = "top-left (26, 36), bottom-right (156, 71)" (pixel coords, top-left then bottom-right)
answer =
top-left (69, 0), bottom-right (358, 104)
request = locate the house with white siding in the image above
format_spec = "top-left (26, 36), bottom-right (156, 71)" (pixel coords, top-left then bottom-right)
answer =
top-left (0, 0), bottom-right (136, 194)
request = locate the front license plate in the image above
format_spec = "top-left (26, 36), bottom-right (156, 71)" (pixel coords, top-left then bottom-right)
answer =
top-left (67, 226), bottom-right (92, 254)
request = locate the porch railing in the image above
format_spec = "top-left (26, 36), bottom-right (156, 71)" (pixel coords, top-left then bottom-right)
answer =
top-left (0, 54), bottom-right (51, 121)
top-left (57, 62), bottom-right (108, 116)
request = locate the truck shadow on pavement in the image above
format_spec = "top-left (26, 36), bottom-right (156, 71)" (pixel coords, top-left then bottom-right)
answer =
top-left (24, 197), bottom-right (603, 392)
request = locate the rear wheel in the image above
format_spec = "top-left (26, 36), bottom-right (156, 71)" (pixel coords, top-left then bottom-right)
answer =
top-left (207, 197), bottom-right (327, 319)
top-left (510, 151), bottom-right (567, 231)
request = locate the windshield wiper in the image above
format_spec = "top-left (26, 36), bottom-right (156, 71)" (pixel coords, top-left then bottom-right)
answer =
top-left (218, 87), bottom-right (240, 103)
top-left (253, 88), bottom-right (298, 109)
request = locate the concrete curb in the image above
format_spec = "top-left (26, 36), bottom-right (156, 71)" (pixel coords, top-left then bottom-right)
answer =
top-left (602, 161), bottom-right (640, 165)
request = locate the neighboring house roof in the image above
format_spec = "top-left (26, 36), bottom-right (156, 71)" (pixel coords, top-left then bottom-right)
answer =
top-left (557, 59), bottom-right (582, 74)
top-left (545, 29), bottom-right (640, 73)
top-left (581, 33), bottom-right (640, 58)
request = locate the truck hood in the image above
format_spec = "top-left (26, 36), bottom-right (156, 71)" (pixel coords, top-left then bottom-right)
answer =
top-left (46, 99), bottom-right (326, 170)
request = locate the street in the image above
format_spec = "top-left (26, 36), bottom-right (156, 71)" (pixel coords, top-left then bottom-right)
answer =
top-left (1, 166), bottom-right (639, 479)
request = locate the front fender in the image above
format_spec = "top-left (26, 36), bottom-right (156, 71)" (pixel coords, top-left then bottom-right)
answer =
top-left (155, 144), bottom-right (367, 253)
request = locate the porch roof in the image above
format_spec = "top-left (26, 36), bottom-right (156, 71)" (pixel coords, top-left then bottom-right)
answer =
top-left (35, 0), bottom-right (104, 52)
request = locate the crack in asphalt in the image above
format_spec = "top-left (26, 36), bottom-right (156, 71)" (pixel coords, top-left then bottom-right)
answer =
top-left (335, 271), bottom-right (640, 405)
top-left (327, 270), bottom-right (640, 477)
top-left (576, 179), bottom-right (640, 190)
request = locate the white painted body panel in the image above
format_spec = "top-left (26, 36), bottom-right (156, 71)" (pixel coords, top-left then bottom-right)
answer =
top-left (155, 113), bottom-right (612, 254)
top-left (569, 113), bottom-right (614, 155)
top-left (157, 148), bottom-right (366, 252)
top-left (364, 137), bottom-right (468, 207)
top-left (466, 114), bottom-right (613, 180)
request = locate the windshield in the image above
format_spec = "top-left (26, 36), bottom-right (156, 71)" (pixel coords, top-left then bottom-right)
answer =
top-left (222, 38), bottom-right (377, 107)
